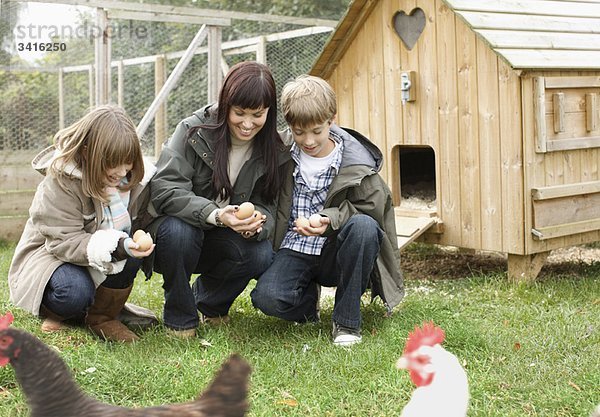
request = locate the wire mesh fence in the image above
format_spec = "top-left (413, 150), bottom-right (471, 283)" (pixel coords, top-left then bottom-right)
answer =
top-left (1, 1), bottom-right (334, 158)
top-left (0, 1), bottom-right (342, 241)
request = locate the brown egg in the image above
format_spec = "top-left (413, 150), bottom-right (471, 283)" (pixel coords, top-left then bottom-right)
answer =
top-left (309, 214), bottom-right (322, 227)
top-left (235, 202), bottom-right (255, 219)
top-left (132, 229), bottom-right (146, 242)
top-left (133, 230), bottom-right (153, 251)
top-left (296, 217), bottom-right (310, 228)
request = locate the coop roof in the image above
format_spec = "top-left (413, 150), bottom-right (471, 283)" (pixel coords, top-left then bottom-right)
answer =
top-left (311, 0), bottom-right (600, 78)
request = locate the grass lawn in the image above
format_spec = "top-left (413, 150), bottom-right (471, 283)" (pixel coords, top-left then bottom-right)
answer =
top-left (0, 240), bottom-right (598, 416)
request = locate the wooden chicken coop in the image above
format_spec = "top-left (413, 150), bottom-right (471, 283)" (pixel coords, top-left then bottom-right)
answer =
top-left (311, 0), bottom-right (600, 281)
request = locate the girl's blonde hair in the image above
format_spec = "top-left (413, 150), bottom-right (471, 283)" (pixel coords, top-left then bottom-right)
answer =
top-left (281, 75), bottom-right (337, 129)
top-left (49, 105), bottom-right (144, 202)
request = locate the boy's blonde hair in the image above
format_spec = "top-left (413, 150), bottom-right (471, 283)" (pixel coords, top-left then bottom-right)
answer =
top-left (50, 105), bottom-right (144, 202)
top-left (281, 75), bottom-right (337, 129)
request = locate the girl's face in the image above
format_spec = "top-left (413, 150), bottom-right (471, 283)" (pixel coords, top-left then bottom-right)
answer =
top-left (228, 106), bottom-right (269, 142)
top-left (104, 163), bottom-right (133, 188)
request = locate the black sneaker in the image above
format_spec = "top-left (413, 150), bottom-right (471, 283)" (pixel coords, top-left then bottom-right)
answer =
top-left (332, 321), bottom-right (362, 346)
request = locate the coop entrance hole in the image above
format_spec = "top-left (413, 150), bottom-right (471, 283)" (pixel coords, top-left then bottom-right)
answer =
top-left (395, 145), bottom-right (436, 210)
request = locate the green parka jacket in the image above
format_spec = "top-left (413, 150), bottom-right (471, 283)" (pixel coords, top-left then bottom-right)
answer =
top-left (148, 104), bottom-right (291, 242)
top-left (273, 124), bottom-right (405, 312)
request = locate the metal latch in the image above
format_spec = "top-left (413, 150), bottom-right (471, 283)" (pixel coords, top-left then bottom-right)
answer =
top-left (400, 71), bottom-right (416, 105)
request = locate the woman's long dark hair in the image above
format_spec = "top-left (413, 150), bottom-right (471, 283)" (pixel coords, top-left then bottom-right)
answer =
top-left (194, 61), bottom-right (282, 203)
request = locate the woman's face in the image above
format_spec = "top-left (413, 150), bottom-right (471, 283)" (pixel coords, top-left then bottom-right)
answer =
top-left (104, 163), bottom-right (132, 188)
top-left (227, 106), bottom-right (269, 142)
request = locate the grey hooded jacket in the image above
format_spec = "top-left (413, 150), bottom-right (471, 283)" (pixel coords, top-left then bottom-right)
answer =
top-left (273, 124), bottom-right (405, 312)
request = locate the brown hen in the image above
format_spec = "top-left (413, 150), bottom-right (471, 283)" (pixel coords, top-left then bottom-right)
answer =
top-left (0, 312), bottom-right (250, 417)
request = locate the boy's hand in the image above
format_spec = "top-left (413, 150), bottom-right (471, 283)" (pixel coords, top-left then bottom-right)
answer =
top-left (294, 216), bottom-right (330, 236)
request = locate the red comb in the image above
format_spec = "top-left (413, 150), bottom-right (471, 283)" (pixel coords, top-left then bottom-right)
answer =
top-left (0, 312), bottom-right (14, 331)
top-left (403, 321), bottom-right (445, 354)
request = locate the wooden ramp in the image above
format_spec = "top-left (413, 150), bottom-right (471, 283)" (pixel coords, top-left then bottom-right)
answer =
top-left (395, 210), bottom-right (438, 250)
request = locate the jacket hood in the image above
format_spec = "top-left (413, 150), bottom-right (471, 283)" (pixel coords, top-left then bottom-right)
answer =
top-left (332, 124), bottom-right (383, 172)
top-left (193, 103), bottom-right (217, 124)
top-left (193, 104), bottom-right (218, 141)
top-left (32, 145), bottom-right (82, 179)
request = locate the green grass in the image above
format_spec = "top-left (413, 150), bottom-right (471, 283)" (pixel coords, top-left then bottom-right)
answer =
top-left (0, 241), bottom-right (598, 416)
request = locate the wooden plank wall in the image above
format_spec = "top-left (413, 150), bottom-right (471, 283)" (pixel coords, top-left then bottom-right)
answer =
top-left (455, 5), bottom-right (481, 251)
top-left (0, 151), bottom-right (40, 242)
top-left (436, 2), bottom-right (461, 247)
top-left (522, 70), bottom-right (600, 254)
top-left (327, 0), bottom-right (526, 254)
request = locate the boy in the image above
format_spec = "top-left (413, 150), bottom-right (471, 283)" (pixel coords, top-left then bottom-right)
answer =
top-left (251, 75), bottom-right (404, 346)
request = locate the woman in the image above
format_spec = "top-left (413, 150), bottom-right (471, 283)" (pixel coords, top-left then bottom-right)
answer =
top-left (148, 61), bottom-right (290, 338)
top-left (8, 105), bottom-right (156, 343)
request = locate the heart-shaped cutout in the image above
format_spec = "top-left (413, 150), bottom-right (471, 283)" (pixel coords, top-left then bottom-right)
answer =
top-left (392, 8), bottom-right (426, 50)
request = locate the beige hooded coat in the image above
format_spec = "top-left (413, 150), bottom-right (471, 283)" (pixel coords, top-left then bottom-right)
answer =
top-left (7, 146), bottom-right (155, 315)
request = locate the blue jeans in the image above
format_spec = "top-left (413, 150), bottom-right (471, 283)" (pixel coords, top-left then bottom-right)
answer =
top-left (152, 216), bottom-right (274, 330)
top-left (251, 214), bottom-right (383, 329)
top-left (41, 257), bottom-right (141, 319)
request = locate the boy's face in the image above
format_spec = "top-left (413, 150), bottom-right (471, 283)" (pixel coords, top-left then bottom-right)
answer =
top-left (291, 120), bottom-right (335, 158)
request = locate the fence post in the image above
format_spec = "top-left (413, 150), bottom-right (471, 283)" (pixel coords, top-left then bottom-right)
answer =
top-left (208, 26), bottom-right (222, 103)
top-left (256, 36), bottom-right (267, 64)
top-left (88, 66), bottom-right (94, 109)
top-left (117, 60), bottom-right (124, 108)
top-left (94, 8), bottom-right (111, 105)
top-left (58, 68), bottom-right (64, 130)
top-left (154, 55), bottom-right (167, 158)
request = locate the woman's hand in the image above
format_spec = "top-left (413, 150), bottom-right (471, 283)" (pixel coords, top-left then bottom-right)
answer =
top-left (218, 205), bottom-right (266, 238)
top-left (294, 216), bottom-right (330, 237)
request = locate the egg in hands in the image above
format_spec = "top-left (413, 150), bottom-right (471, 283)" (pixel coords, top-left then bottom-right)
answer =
top-left (296, 216), bottom-right (310, 228)
top-left (235, 202), bottom-right (255, 220)
top-left (309, 214), bottom-right (323, 227)
top-left (132, 230), bottom-right (153, 251)
top-left (295, 214), bottom-right (328, 237)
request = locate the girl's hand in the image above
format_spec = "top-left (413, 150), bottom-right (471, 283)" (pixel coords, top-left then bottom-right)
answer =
top-left (294, 216), bottom-right (330, 237)
top-left (218, 205), bottom-right (266, 237)
top-left (127, 241), bottom-right (155, 258)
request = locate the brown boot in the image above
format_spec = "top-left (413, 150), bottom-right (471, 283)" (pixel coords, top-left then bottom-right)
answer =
top-left (39, 305), bottom-right (67, 333)
top-left (86, 285), bottom-right (139, 343)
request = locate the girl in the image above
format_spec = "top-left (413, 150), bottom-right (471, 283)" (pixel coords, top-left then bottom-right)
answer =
top-left (8, 105), bottom-right (156, 343)
top-left (148, 61), bottom-right (290, 338)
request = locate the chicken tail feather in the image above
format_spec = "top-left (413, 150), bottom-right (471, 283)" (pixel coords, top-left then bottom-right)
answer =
top-left (196, 353), bottom-right (252, 417)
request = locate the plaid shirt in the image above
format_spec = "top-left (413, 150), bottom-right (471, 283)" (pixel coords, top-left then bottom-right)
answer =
top-left (280, 132), bottom-right (344, 255)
